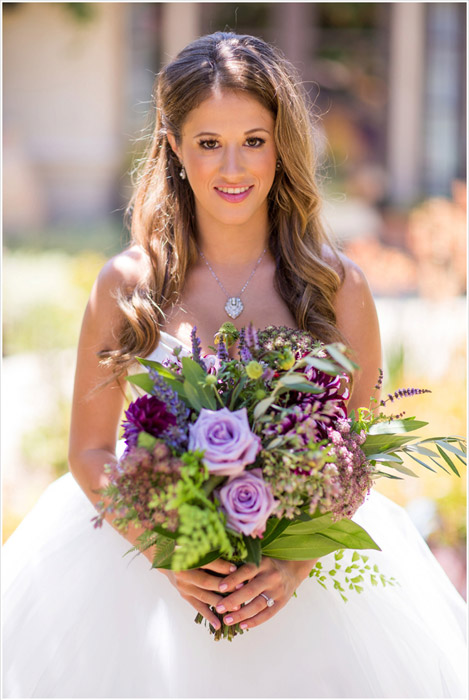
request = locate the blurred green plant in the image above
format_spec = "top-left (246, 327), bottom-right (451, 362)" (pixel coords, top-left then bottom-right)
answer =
top-left (21, 399), bottom-right (71, 480)
top-left (3, 249), bottom-right (106, 356)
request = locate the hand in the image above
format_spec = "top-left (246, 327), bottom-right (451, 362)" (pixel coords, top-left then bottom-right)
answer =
top-left (158, 559), bottom-right (240, 630)
top-left (212, 557), bottom-right (317, 631)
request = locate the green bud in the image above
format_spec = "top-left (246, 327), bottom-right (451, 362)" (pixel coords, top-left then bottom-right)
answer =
top-left (246, 361), bottom-right (264, 380)
top-left (205, 374), bottom-right (218, 386)
top-left (214, 322), bottom-right (239, 349)
top-left (278, 349), bottom-right (295, 370)
top-left (255, 389), bottom-right (267, 400)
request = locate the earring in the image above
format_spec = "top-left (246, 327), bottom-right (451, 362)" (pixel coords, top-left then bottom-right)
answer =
top-left (276, 160), bottom-right (281, 171)
top-left (179, 165), bottom-right (186, 180)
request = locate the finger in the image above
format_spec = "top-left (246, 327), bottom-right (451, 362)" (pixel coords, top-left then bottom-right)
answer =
top-left (199, 559), bottom-right (237, 576)
top-left (182, 583), bottom-right (228, 608)
top-left (215, 576), bottom-right (270, 613)
top-left (237, 605), bottom-right (278, 630)
top-left (222, 594), bottom-right (267, 626)
top-left (187, 596), bottom-right (221, 631)
top-left (177, 568), bottom-right (233, 593)
top-left (217, 562), bottom-right (259, 593)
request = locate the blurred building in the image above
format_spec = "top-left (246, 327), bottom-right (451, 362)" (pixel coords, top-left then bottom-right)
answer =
top-left (3, 2), bottom-right (466, 233)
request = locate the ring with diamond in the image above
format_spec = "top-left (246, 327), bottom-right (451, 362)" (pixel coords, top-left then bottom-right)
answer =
top-left (260, 592), bottom-right (275, 607)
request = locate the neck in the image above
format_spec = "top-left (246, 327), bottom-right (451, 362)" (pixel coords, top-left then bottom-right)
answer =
top-left (195, 206), bottom-right (270, 266)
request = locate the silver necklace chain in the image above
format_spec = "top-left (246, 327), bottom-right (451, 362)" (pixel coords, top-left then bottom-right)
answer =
top-left (198, 246), bottom-right (267, 319)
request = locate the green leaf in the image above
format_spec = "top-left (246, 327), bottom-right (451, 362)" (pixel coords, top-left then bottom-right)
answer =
top-left (127, 373), bottom-right (155, 394)
top-left (434, 440), bottom-right (467, 461)
top-left (362, 434), bottom-right (415, 456)
top-left (280, 513), bottom-right (334, 536)
top-left (386, 464), bottom-right (418, 477)
top-left (366, 453), bottom-right (403, 463)
top-left (243, 536), bottom-right (262, 566)
top-left (152, 524), bottom-right (178, 540)
top-left (185, 550), bottom-right (221, 569)
top-left (137, 431), bottom-right (158, 451)
top-left (278, 374), bottom-right (324, 393)
top-left (151, 536), bottom-right (176, 568)
top-left (262, 521), bottom-right (380, 560)
top-left (325, 344), bottom-right (358, 373)
top-left (229, 375), bottom-right (248, 410)
top-left (405, 444), bottom-right (440, 458)
top-left (436, 444), bottom-right (460, 477)
top-left (181, 358), bottom-right (217, 410)
top-left (260, 517), bottom-right (292, 548)
top-left (406, 452), bottom-right (438, 473)
top-left (254, 396), bottom-right (275, 420)
top-left (183, 380), bottom-right (203, 411)
top-left (181, 356), bottom-right (207, 383)
top-left (368, 418), bottom-right (428, 435)
top-left (136, 358), bottom-right (177, 380)
top-left (302, 357), bottom-right (344, 375)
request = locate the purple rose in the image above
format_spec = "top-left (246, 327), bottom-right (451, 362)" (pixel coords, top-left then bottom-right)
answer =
top-left (217, 468), bottom-right (276, 538)
top-left (188, 407), bottom-right (261, 477)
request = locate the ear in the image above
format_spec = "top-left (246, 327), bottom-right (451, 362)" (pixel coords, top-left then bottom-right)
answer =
top-left (167, 132), bottom-right (181, 159)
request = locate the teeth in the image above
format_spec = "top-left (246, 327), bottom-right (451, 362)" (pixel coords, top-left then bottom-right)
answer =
top-left (217, 186), bottom-right (250, 194)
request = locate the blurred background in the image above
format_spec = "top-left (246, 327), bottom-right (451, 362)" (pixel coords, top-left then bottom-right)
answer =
top-left (2, 2), bottom-right (467, 597)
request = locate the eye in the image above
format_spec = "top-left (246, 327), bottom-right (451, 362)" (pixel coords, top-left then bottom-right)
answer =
top-left (198, 139), bottom-right (219, 150)
top-left (245, 137), bottom-right (265, 148)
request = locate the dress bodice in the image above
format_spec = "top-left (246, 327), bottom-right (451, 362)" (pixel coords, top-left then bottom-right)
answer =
top-left (145, 330), bottom-right (191, 364)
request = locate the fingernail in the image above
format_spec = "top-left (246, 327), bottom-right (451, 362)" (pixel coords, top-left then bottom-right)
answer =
top-left (229, 565), bottom-right (237, 573)
top-left (225, 616), bottom-right (233, 624)
top-left (240, 622), bottom-right (248, 630)
top-left (216, 605), bottom-right (226, 613)
top-left (219, 583), bottom-right (228, 592)
top-left (212, 620), bottom-right (220, 630)
top-left (235, 583), bottom-right (244, 590)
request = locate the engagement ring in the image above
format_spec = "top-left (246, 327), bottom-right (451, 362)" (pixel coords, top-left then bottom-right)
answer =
top-left (260, 593), bottom-right (275, 607)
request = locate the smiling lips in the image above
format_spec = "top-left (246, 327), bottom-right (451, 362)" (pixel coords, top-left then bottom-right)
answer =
top-left (214, 185), bottom-right (254, 203)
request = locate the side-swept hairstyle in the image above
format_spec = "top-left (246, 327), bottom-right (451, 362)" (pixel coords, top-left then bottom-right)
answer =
top-left (101, 31), bottom-right (344, 372)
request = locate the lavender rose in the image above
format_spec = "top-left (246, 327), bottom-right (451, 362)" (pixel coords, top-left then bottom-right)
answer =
top-left (188, 407), bottom-right (261, 477)
top-left (217, 468), bottom-right (276, 538)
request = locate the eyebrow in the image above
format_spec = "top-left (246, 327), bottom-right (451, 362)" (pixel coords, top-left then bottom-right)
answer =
top-left (193, 128), bottom-right (271, 138)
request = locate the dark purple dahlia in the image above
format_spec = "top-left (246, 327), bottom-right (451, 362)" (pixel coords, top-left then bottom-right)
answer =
top-left (122, 395), bottom-right (177, 448)
top-left (284, 366), bottom-right (350, 440)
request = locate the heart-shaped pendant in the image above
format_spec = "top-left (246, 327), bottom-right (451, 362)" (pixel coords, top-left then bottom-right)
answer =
top-left (225, 297), bottom-right (244, 319)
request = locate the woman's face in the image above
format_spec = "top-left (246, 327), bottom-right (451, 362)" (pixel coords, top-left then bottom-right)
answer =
top-left (169, 90), bottom-right (277, 233)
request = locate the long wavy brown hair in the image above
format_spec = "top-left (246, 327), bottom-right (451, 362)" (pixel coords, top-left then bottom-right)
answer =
top-left (100, 32), bottom-right (344, 373)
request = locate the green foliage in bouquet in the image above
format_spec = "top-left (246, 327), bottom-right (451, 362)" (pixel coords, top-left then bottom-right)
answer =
top-left (94, 323), bottom-right (466, 638)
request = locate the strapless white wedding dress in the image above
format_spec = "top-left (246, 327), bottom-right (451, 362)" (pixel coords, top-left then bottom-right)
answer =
top-left (2, 332), bottom-right (467, 698)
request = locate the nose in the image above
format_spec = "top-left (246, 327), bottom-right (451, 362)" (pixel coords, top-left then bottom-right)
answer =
top-left (219, 144), bottom-right (245, 179)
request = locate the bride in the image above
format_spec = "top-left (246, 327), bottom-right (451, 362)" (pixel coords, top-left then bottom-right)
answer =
top-left (2, 32), bottom-right (467, 698)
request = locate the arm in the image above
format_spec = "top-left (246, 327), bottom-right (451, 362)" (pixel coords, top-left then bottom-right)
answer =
top-left (68, 247), bottom-right (232, 630)
top-left (334, 255), bottom-right (382, 411)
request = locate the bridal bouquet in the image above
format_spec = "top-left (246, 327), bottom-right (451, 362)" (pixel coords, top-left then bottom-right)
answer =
top-left (94, 323), bottom-right (466, 640)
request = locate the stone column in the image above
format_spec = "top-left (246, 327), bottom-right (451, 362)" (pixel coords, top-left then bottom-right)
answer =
top-left (161, 3), bottom-right (200, 64)
top-left (387, 3), bottom-right (425, 207)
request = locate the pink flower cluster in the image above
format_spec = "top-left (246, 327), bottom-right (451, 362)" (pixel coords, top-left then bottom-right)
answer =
top-left (327, 419), bottom-right (373, 520)
top-left (100, 442), bottom-right (183, 531)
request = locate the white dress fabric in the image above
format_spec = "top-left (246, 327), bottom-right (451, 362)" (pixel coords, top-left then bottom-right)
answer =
top-left (2, 332), bottom-right (467, 698)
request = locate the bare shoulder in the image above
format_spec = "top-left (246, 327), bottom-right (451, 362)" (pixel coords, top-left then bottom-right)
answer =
top-left (82, 245), bottom-right (151, 348)
top-left (93, 245), bottom-right (151, 298)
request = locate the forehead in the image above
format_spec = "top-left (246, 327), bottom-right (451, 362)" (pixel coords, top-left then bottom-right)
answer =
top-left (181, 89), bottom-right (275, 135)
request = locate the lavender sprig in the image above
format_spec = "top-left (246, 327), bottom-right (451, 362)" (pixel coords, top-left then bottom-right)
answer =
top-left (380, 387), bottom-right (431, 406)
top-left (191, 326), bottom-right (206, 370)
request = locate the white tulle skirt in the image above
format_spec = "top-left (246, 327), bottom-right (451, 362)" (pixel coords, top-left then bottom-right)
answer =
top-left (2, 472), bottom-right (467, 698)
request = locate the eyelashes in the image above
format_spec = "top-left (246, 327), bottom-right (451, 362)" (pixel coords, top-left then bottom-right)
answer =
top-left (197, 137), bottom-right (266, 150)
